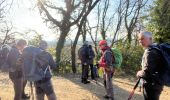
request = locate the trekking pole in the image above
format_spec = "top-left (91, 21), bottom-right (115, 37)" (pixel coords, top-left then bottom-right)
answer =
top-left (30, 82), bottom-right (34, 100)
top-left (127, 77), bottom-right (141, 100)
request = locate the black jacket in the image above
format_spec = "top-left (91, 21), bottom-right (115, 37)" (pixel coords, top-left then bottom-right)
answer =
top-left (141, 45), bottom-right (166, 84)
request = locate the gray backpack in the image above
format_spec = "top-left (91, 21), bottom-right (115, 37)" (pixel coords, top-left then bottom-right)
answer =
top-left (0, 44), bottom-right (12, 72)
top-left (22, 46), bottom-right (49, 81)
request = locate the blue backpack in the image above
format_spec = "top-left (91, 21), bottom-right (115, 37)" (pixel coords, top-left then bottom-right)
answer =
top-left (22, 46), bottom-right (49, 81)
top-left (152, 43), bottom-right (170, 86)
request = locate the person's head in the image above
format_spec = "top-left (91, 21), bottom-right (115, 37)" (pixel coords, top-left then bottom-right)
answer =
top-left (138, 31), bottom-right (153, 48)
top-left (15, 39), bottom-right (27, 51)
top-left (39, 40), bottom-right (48, 50)
top-left (98, 40), bottom-right (107, 50)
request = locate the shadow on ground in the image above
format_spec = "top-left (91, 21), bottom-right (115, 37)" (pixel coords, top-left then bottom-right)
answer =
top-left (60, 73), bottom-right (143, 100)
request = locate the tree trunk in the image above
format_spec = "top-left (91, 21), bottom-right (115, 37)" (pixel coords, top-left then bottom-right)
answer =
top-left (71, 45), bottom-right (76, 73)
top-left (71, 33), bottom-right (81, 73)
top-left (127, 30), bottom-right (132, 44)
top-left (56, 29), bottom-right (70, 71)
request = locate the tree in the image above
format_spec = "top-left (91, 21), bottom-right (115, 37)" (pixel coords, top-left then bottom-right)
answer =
top-left (71, 0), bottom-right (100, 73)
top-left (124, 0), bottom-right (148, 43)
top-left (37, 0), bottom-right (100, 70)
top-left (26, 30), bottom-right (43, 46)
top-left (0, 0), bottom-right (15, 45)
top-left (148, 0), bottom-right (170, 43)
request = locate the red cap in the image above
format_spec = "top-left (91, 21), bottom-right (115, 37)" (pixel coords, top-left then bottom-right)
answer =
top-left (99, 40), bottom-right (107, 46)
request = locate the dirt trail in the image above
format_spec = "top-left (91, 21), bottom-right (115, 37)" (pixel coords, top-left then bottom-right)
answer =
top-left (0, 73), bottom-right (170, 100)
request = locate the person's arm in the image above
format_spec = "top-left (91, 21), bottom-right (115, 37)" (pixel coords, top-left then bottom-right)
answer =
top-left (48, 53), bottom-right (56, 69)
top-left (7, 49), bottom-right (18, 68)
top-left (137, 49), bottom-right (159, 79)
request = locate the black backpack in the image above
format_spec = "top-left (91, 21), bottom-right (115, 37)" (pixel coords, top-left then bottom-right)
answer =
top-left (0, 44), bottom-right (12, 72)
top-left (152, 43), bottom-right (170, 86)
top-left (78, 45), bottom-right (89, 60)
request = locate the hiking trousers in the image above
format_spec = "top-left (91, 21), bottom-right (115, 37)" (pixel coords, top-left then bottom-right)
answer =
top-left (34, 78), bottom-right (57, 100)
top-left (89, 64), bottom-right (95, 79)
top-left (143, 82), bottom-right (163, 100)
top-left (103, 71), bottom-right (113, 98)
top-left (9, 71), bottom-right (23, 100)
top-left (82, 64), bottom-right (89, 81)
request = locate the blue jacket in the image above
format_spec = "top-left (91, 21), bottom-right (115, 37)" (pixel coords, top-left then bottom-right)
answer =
top-left (23, 46), bottom-right (56, 81)
top-left (80, 44), bottom-right (90, 64)
top-left (7, 46), bottom-right (22, 72)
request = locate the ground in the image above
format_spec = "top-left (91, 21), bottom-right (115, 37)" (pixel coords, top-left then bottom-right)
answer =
top-left (0, 72), bottom-right (170, 100)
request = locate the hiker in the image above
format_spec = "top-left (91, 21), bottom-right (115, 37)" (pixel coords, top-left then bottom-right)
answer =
top-left (136, 31), bottom-right (166, 100)
top-left (34, 40), bottom-right (57, 100)
top-left (7, 39), bottom-right (27, 100)
top-left (78, 41), bottom-right (90, 84)
top-left (98, 40), bottom-right (115, 100)
top-left (88, 44), bottom-right (95, 80)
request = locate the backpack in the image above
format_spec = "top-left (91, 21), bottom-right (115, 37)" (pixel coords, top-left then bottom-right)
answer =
top-left (110, 48), bottom-right (123, 68)
top-left (78, 45), bottom-right (89, 60)
top-left (0, 44), bottom-right (12, 72)
top-left (151, 43), bottom-right (170, 86)
top-left (88, 46), bottom-right (95, 59)
top-left (22, 46), bottom-right (49, 81)
top-left (98, 47), bottom-right (123, 68)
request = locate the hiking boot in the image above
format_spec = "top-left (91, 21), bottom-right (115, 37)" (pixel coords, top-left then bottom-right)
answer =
top-left (91, 77), bottom-right (95, 80)
top-left (83, 80), bottom-right (90, 84)
top-left (103, 95), bottom-right (114, 100)
top-left (103, 95), bottom-right (110, 99)
top-left (22, 94), bottom-right (30, 99)
top-left (109, 97), bottom-right (114, 100)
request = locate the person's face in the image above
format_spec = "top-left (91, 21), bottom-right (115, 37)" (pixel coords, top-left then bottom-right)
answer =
top-left (40, 43), bottom-right (48, 50)
top-left (18, 44), bottom-right (26, 52)
top-left (99, 44), bottom-right (105, 50)
top-left (138, 33), bottom-right (152, 48)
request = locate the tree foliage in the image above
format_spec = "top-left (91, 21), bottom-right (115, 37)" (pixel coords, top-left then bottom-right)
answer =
top-left (148, 0), bottom-right (170, 43)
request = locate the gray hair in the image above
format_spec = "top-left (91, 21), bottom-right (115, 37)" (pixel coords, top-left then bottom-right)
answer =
top-left (140, 31), bottom-right (152, 38)
top-left (16, 39), bottom-right (27, 46)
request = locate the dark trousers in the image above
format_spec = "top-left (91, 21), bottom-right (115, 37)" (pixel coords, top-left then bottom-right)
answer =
top-left (89, 64), bottom-right (95, 79)
top-left (9, 71), bottom-right (23, 100)
top-left (10, 78), bottom-right (23, 100)
top-left (34, 78), bottom-right (56, 100)
top-left (143, 82), bottom-right (163, 100)
top-left (103, 71), bottom-right (113, 98)
top-left (82, 64), bottom-right (89, 81)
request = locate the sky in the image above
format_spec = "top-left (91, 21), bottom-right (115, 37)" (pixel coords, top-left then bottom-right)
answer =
top-left (4, 0), bottom-right (153, 43)
top-left (6, 0), bottom-right (57, 41)
top-left (5, 0), bottom-right (100, 42)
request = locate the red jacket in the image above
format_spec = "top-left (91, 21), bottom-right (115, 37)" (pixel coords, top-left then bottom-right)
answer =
top-left (99, 47), bottom-right (113, 68)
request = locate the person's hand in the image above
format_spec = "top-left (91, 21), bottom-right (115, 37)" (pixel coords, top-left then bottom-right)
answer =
top-left (96, 63), bottom-right (99, 69)
top-left (136, 70), bottom-right (143, 78)
top-left (105, 67), bottom-right (111, 72)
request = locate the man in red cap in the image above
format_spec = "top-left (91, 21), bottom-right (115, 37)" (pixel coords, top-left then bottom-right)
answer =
top-left (98, 40), bottom-right (114, 100)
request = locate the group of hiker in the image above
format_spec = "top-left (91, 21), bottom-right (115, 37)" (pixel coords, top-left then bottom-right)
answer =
top-left (78, 40), bottom-right (117, 100)
top-left (0, 31), bottom-right (169, 100)
top-left (78, 31), bottom-right (170, 100)
top-left (0, 40), bottom-right (57, 100)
